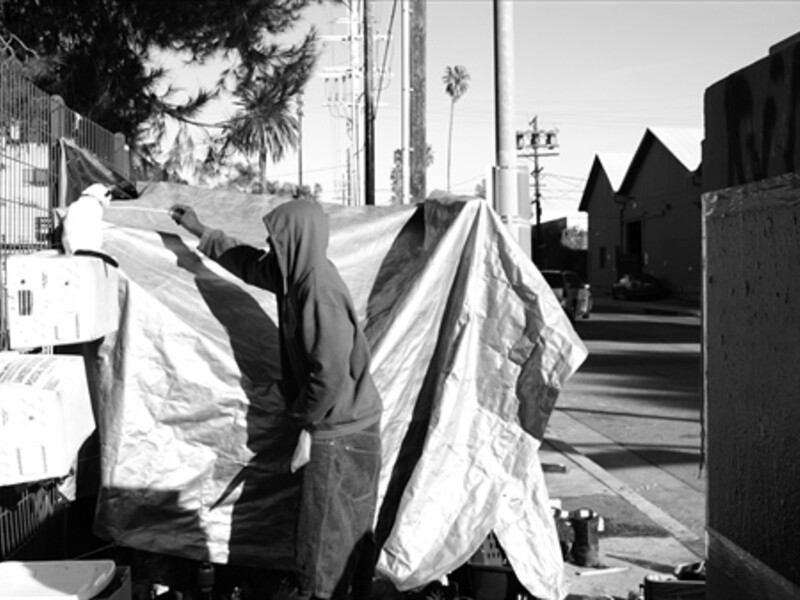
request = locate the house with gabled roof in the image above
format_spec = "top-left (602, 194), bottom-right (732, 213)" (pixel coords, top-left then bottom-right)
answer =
top-left (578, 152), bottom-right (632, 294)
top-left (579, 127), bottom-right (704, 300)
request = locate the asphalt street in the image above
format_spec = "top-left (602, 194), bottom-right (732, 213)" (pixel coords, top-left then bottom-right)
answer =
top-left (556, 299), bottom-right (705, 547)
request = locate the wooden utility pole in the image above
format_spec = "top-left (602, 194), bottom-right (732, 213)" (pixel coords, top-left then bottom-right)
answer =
top-left (400, 0), bottom-right (411, 204)
top-left (409, 0), bottom-right (426, 203)
top-left (297, 93), bottom-right (304, 188)
top-left (363, 0), bottom-right (375, 205)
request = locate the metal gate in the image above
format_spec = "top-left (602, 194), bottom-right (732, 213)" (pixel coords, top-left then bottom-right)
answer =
top-left (0, 62), bottom-right (127, 350)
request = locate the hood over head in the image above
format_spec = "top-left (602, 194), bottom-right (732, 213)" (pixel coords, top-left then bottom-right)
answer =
top-left (262, 199), bottom-right (329, 285)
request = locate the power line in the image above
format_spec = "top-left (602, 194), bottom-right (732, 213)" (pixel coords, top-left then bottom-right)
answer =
top-left (374, 0), bottom-right (399, 117)
top-left (546, 172), bottom-right (587, 184)
top-left (452, 173), bottom-right (484, 189)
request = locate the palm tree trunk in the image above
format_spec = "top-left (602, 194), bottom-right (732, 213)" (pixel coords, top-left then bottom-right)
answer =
top-left (447, 98), bottom-right (454, 192)
top-left (259, 149), bottom-right (268, 190)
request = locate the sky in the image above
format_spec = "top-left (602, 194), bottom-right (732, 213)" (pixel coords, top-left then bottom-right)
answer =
top-left (155, 1), bottom-right (800, 224)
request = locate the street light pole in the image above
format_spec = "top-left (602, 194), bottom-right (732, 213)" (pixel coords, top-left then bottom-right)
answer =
top-left (493, 0), bottom-right (516, 219)
top-left (492, 0), bottom-right (531, 256)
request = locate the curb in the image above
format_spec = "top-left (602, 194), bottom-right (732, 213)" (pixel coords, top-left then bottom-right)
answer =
top-left (544, 433), bottom-right (704, 559)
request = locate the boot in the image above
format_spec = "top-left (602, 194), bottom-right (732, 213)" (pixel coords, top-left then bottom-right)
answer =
top-left (569, 508), bottom-right (602, 567)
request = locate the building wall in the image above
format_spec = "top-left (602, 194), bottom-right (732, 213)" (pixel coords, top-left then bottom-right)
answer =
top-left (703, 33), bottom-right (800, 600)
top-left (705, 33), bottom-right (800, 193)
top-left (534, 217), bottom-right (588, 281)
top-left (703, 177), bottom-right (800, 600)
top-left (585, 170), bottom-right (622, 295)
top-left (621, 141), bottom-right (702, 300)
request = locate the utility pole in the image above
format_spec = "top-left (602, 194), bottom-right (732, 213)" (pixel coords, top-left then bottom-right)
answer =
top-left (516, 115), bottom-right (560, 264)
top-left (409, 0), bottom-right (426, 203)
top-left (320, 1), bottom-right (384, 206)
top-left (400, 0), bottom-right (411, 204)
top-left (402, 0), bottom-right (426, 204)
top-left (363, 0), bottom-right (375, 205)
top-left (297, 93), bottom-right (304, 188)
top-left (320, 6), bottom-right (363, 206)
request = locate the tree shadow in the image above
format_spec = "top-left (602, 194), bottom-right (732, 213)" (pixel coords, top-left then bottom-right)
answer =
top-left (572, 317), bottom-right (700, 344)
top-left (560, 406), bottom-right (698, 424)
top-left (571, 444), bottom-right (703, 470)
top-left (158, 233), bottom-right (301, 570)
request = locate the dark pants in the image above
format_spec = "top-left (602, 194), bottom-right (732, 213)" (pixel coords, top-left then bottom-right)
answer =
top-left (296, 423), bottom-right (382, 600)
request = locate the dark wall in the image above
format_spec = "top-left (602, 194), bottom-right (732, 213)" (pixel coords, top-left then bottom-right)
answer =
top-left (533, 218), bottom-right (588, 281)
top-left (584, 171), bottom-right (623, 294)
top-left (621, 140), bottom-right (702, 299)
top-left (703, 177), bottom-right (800, 600)
top-left (705, 34), bottom-right (800, 193)
top-left (703, 32), bottom-right (800, 600)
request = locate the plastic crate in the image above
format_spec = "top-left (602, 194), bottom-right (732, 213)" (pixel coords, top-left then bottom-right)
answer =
top-left (469, 531), bottom-right (509, 567)
top-left (454, 532), bottom-right (535, 600)
top-left (0, 480), bottom-right (68, 560)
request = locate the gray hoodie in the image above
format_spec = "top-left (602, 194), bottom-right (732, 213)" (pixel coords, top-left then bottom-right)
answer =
top-left (198, 199), bottom-right (382, 437)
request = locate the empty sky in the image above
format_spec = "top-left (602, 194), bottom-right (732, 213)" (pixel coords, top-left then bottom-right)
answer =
top-left (160, 2), bottom-right (800, 221)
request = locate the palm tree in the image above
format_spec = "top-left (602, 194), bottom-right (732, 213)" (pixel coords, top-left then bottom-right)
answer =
top-left (442, 65), bottom-right (470, 193)
top-left (221, 81), bottom-right (299, 189)
top-left (162, 122), bottom-right (197, 183)
top-left (219, 37), bottom-right (316, 191)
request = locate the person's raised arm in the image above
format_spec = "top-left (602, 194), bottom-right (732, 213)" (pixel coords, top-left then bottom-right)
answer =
top-left (169, 203), bottom-right (280, 292)
top-left (170, 204), bottom-right (208, 238)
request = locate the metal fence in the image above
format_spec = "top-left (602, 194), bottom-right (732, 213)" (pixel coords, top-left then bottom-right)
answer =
top-left (0, 61), bottom-right (128, 350)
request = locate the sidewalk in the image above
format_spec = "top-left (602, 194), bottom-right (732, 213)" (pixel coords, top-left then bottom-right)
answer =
top-left (542, 396), bottom-right (704, 600)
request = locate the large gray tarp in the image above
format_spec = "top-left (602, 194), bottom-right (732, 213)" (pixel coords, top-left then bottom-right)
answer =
top-left (91, 182), bottom-right (587, 600)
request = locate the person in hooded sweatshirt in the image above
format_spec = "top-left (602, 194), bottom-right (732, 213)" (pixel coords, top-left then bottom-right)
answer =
top-left (170, 199), bottom-right (382, 600)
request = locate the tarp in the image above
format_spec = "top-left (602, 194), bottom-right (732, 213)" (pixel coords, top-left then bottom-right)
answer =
top-left (58, 138), bottom-right (138, 206)
top-left (90, 182), bottom-right (587, 600)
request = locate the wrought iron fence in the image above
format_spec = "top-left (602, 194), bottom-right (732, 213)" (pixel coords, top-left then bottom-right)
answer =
top-left (0, 61), bottom-right (128, 350)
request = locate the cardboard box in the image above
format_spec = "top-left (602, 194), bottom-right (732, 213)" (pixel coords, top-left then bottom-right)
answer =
top-left (0, 353), bottom-right (96, 485)
top-left (5, 251), bottom-right (119, 349)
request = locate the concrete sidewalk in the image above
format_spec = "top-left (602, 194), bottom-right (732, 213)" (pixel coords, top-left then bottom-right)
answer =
top-left (541, 409), bottom-right (705, 600)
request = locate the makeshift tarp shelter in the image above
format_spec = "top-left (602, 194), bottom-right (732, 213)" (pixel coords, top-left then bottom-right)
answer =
top-left (89, 182), bottom-right (587, 600)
